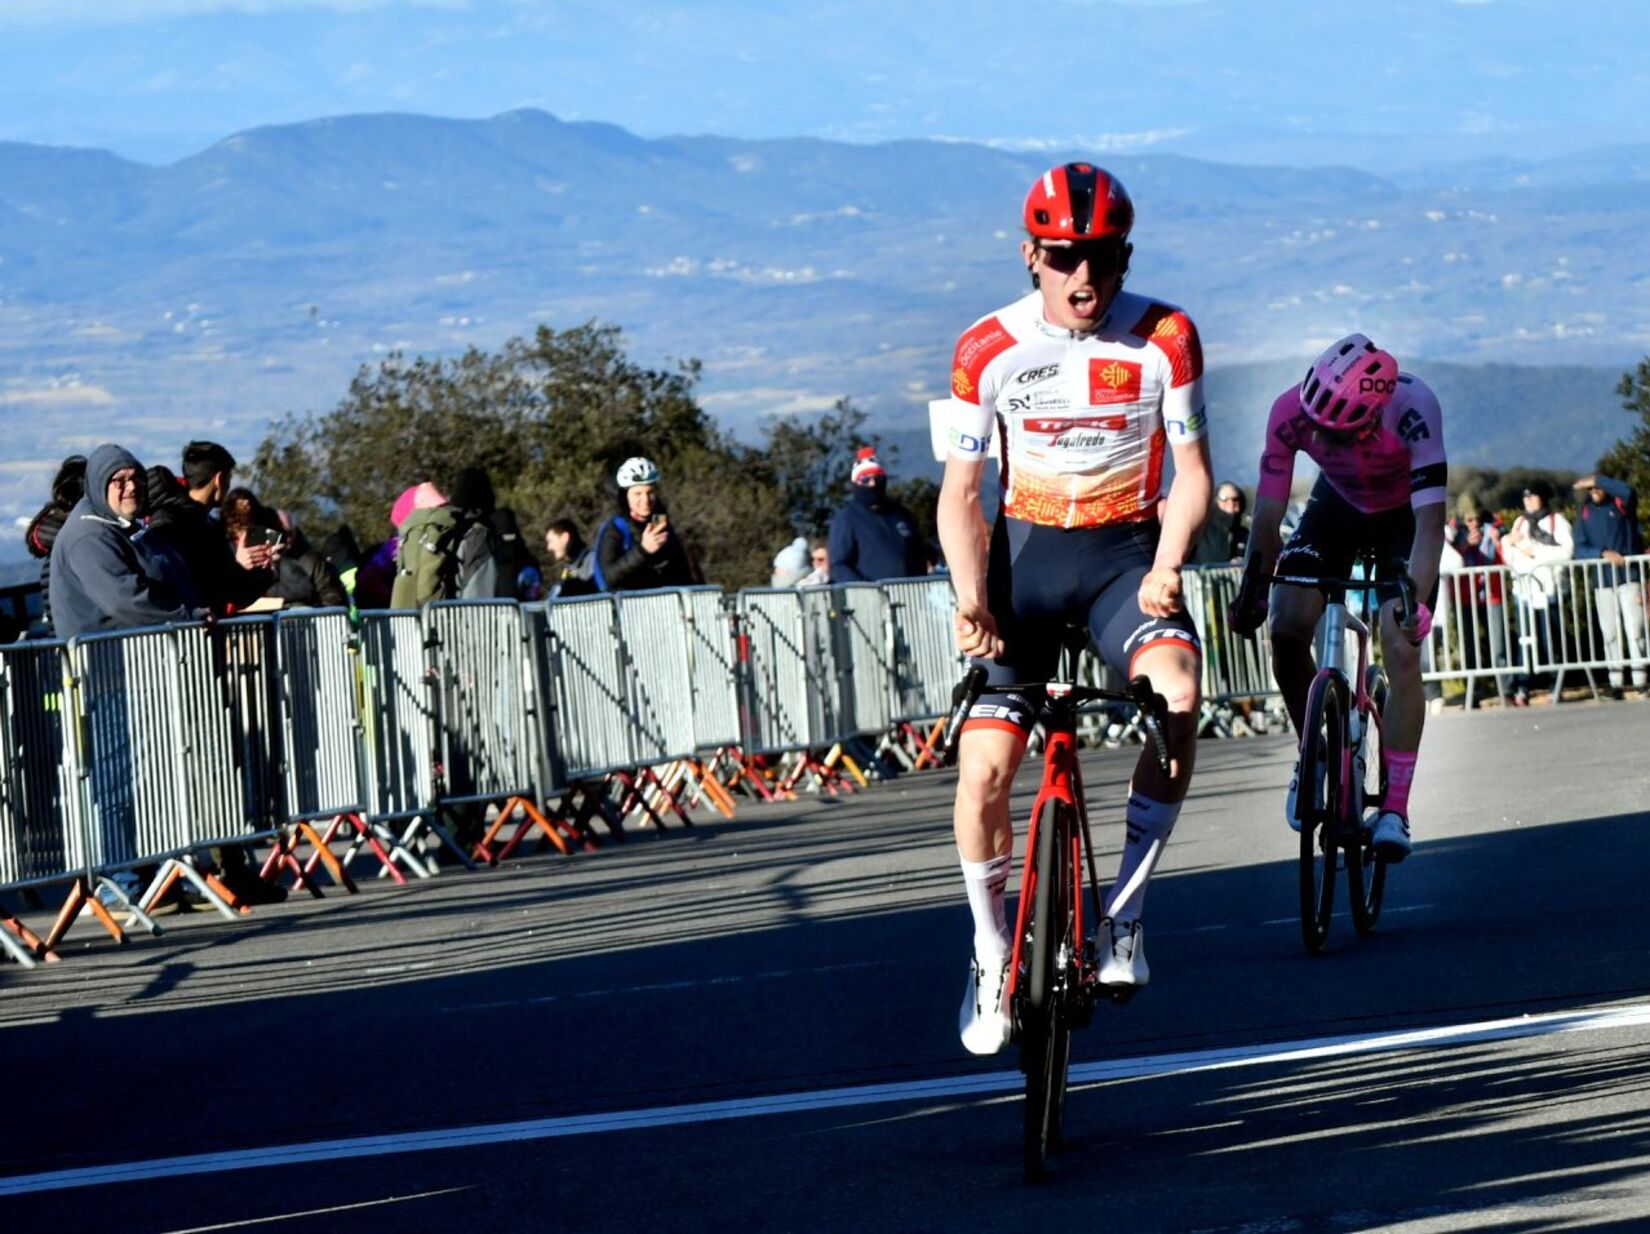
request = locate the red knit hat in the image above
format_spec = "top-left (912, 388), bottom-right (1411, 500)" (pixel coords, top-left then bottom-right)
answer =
top-left (850, 446), bottom-right (885, 485)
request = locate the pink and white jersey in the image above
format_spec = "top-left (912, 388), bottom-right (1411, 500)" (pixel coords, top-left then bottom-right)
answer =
top-left (1257, 374), bottom-right (1447, 515)
top-left (945, 289), bottom-right (1207, 529)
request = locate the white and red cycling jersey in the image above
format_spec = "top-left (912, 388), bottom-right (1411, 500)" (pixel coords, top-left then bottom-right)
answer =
top-left (945, 289), bottom-right (1207, 529)
top-left (1257, 374), bottom-right (1447, 515)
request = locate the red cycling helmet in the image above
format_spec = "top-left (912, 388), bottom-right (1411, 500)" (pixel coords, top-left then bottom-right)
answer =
top-left (1299, 334), bottom-right (1399, 434)
top-left (1023, 163), bottom-right (1134, 242)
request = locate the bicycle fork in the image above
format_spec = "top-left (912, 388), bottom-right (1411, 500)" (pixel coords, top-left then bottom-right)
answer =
top-left (1006, 726), bottom-right (1093, 1004)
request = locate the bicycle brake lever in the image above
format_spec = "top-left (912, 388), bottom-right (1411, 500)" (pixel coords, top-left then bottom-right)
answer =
top-left (941, 665), bottom-right (987, 766)
top-left (1128, 675), bottom-right (1174, 776)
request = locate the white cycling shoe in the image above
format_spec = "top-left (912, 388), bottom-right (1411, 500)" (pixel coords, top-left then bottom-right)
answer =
top-left (1098, 918), bottom-right (1149, 988)
top-left (959, 955), bottom-right (1012, 1056)
top-left (1369, 810), bottom-right (1412, 863)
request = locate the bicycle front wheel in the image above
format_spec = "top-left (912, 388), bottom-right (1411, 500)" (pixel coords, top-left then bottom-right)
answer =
top-left (1299, 675), bottom-right (1346, 955)
top-left (1023, 798), bottom-right (1073, 1181)
top-left (1350, 667), bottom-right (1389, 935)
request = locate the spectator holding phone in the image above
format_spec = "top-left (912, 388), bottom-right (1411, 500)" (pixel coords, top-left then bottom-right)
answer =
top-left (223, 488), bottom-right (346, 609)
top-left (143, 441), bottom-right (273, 617)
top-left (593, 456), bottom-right (697, 591)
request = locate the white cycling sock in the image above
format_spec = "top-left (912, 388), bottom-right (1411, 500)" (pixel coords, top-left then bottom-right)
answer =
top-left (960, 853), bottom-right (1012, 966)
top-left (1104, 791), bottom-right (1182, 924)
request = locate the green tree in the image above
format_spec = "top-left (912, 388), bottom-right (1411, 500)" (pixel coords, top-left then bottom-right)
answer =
top-left (758, 397), bottom-right (887, 536)
top-left (249, 322), bottom-right (794, 588)
top-left (1601, 359), bottom-right (1650, 528)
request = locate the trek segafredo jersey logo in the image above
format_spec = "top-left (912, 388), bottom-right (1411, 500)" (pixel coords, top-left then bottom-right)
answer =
top-left (1088, 358), bottom-right (1142, 405)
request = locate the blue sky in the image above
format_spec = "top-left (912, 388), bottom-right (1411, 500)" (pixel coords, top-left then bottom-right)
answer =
top-left (3, 0), bottom-right (1648, 166)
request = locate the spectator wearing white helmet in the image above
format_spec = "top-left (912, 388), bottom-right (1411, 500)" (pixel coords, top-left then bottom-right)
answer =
top-left (593, 456), bottom-right (698, 591)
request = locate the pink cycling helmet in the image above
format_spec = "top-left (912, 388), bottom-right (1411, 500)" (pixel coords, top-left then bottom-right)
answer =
top-left (1298, 334), bottom-right (1398, 433)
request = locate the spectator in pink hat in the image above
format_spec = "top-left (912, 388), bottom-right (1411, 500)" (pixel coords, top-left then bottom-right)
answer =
top-left (390, 481), bottom-right (459, 607)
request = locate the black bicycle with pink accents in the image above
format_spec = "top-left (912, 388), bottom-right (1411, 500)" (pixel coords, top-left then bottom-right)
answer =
top-left (944, 633), bottom-right (1171, 1180)
top-left (1265, 561), bottom-right (1415, 955)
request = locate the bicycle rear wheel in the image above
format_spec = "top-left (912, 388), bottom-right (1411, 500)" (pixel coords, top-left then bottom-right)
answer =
top-left (1299, 675), bottom-right (1346, 955)
top-left (1350, 667), bottom-right (1389, 935)
top-left (1023, 798), bottom-right (1073, 1181)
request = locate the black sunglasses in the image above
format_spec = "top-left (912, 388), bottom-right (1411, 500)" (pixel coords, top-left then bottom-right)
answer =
top-left (1037, 240), bottom-right (1125, 276)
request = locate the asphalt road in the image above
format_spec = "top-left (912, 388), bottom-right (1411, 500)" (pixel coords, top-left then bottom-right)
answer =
top-left (3, 700), bottom-right (1649, 1233)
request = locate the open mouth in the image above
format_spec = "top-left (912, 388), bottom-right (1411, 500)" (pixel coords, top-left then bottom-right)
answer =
top-left (1068, 288), bottom-right (1098, 314)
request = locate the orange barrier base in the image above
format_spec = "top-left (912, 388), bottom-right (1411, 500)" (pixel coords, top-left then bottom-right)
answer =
top-left (1, 904), bottom-right (59, 963)
top-left (473, 794), bottom-right (593, 865)
top-left (299, 813), bottom-right (407, 886)
top-left (45, 876), bottom-right (129, 951)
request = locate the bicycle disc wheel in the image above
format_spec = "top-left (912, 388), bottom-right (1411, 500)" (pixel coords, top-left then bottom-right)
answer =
top-left (1299, 676), bottom-right (1345, 955)
top-left (1023, 799), bottom-right (1072, 1181)
top-left (1350, 668), bottom-right (1389, 935)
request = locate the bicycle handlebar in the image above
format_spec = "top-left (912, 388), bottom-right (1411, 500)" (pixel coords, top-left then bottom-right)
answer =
top-left (1270, 571), bottom-right (1417, 629)
top-left (940, 666), bottom-right (1173, 775)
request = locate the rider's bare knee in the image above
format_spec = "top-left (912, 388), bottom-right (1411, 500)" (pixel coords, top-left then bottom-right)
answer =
top-left (957, 746), bottom-right (1018, 809)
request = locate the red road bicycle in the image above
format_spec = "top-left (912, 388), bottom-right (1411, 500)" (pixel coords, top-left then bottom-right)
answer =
top-left (944, 635), bottom-right (1171, 1180)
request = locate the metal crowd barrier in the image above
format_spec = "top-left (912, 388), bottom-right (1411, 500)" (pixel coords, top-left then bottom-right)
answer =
top-left (358, 611), bottom-right (438, 824)
top-left (0, 640), bottom-right (70, 891)
top-left (682, 588), bottom-right (741, 752)
top-left (882, 577), bottom-right (962, 723)
top-left (539, 594), bottom-right (632, 782)
top-left (0, 640), bottom-right (72, 964)
top-left (830, 584), bottom-right (894, 736)
top-left (617, 590), bottom-right (699, 765)
top-left (737, 589), bottom-right (818, 756)
top-left (425, 600), bottom-right (543, 806)
top-left (64, 626), bottom-right (187, 876)
top-left (1493, 553), bottom-right (1650, 700)
top-left (172, 618), bottom-right (282, 851)
top-left (275, 609), bottom-right (365, 822)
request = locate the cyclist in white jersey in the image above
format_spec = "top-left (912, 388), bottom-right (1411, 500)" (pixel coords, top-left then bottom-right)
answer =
top-left (939, 163), bottom-right (1212, 1056)
top-left (1230, 335), bottom-right (1448, 863)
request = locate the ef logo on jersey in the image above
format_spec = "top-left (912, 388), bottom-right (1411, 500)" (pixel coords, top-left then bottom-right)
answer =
top-left (1088, 358), bottom-right (1141, 406)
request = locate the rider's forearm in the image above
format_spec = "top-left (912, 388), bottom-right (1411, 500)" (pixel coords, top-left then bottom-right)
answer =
top-left (1244, 496), bottom-right (1288, 571)
top-left (1408, 505), bottom-right (1446, 604)
top-left (938, 477), bottom-right (991, 610)
top-left (1154, 457), bottom-right (1212, 573)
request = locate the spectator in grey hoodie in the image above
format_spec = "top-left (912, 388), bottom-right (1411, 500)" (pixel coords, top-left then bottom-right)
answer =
top-left (49, 444), bottom-right (199, 641)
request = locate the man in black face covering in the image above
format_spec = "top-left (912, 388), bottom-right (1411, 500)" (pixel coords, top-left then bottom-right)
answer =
top-left (827, 447), bottom-right (930, 582)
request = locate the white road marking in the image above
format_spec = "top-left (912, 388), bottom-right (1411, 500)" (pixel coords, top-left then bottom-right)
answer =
top-left (7, 999), bottom-right (1650, 1198)
top-left (157, 1187), bottom-right (471, 1232)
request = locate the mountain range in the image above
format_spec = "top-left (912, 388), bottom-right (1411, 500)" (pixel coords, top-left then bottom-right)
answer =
top-left (1, 108), bottom-right (1646, 546)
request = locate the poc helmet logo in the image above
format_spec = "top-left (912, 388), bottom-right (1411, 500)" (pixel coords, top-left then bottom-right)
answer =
top-left (1359, 376), bottom-right (1397, 394)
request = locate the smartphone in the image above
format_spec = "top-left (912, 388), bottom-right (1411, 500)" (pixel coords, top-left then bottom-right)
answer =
top-left (649, 514), bottom-right (667, 530)
top-left (262, 528), bottom-right (284, 547)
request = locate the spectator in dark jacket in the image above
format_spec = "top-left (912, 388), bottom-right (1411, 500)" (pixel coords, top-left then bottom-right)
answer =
top-left (594, 456), bottom-right (697, 591)
top-left (1194, 483), bottom-right (1250, 565)
top-left (49, 444), bottom-right (199, 640)
top-left (1573, 473), bottom-right (1645, 696)
top-left (545, 518), bottom-right (597, 598)
top-left (143, 441), bottom-right (273, 616)
top-left (827, 448), bottom-right (928, 582)
top-left (24, 454), bottom-right (87, 633)
top-left (223, 488), bottom-right (347, 609)
top-left (319, 525), bottom-right (363, 609)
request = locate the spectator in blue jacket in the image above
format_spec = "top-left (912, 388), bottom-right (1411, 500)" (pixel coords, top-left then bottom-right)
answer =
top-left (828, 448), bottom-right (929, 582)
top-left (1573, 473), bottom-right (1646, 697)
